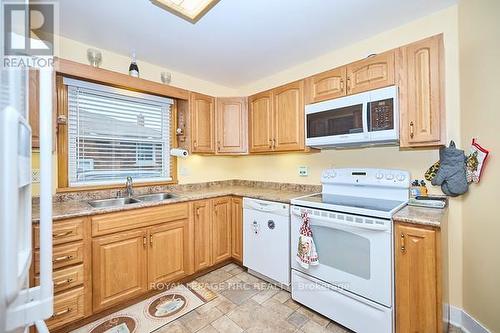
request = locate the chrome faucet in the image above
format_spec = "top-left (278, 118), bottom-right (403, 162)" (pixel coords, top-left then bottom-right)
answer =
top-left (125, 176), bottom-right (134, 197)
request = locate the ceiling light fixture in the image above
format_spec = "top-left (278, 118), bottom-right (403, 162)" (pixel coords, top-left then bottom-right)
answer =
top-left (151, 0), bottom-right (220, 23)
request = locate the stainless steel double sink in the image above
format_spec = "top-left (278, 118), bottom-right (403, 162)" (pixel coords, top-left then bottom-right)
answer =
top-left (88, 193), bottom-right (177, 208)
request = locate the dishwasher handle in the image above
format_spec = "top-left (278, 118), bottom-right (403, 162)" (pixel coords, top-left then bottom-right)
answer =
top-left (244, 198), bottom-right (289, 214)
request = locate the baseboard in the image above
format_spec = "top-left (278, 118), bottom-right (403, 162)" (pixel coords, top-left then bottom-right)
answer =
top-left (449, 305), bottom-right (491, 333)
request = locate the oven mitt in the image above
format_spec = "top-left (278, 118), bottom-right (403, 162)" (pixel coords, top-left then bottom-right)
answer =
top-left (296, 212), bottom-right (319, 269)
top-left (431, 140), bottom-right (469, 197)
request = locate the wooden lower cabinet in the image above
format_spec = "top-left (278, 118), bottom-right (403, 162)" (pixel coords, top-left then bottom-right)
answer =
top-left (193, 200), bottom-right (213, 272)
top-left (231, 197), bottom-right (243, 262)
top-left (46, 287), bottom-right (85, 330)
top-left (212, 197), bottom-right (232, 264)
top-left (395, 222), bottom-right (443, 333)
top-left (148, 219), bottom-right (191, 288)
top-left (92, 229), bottom-right (148, 312)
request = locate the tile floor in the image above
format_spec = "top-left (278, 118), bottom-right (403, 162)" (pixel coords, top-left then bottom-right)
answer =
top-left (154, 264), bottom-right (462, 333)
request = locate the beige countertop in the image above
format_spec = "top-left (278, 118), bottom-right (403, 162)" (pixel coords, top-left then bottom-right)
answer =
top-left (393, 205), bottom-right (447, 228)
top-left (33, 181), bottom-right (446, 228)
top-left (32, 184), bottom-right (316, 223)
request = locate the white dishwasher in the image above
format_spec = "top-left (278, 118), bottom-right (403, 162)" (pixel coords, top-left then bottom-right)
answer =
top-left (243, 198), bottom-right (290, 287)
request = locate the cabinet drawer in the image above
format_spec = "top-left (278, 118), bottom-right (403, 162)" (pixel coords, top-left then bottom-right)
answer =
top-left (46, 287), bottom-right (85, 331)
top-left (34, 217), bottom-right (85, 248)
top-left (34, 241), bottom-right (84, 274)
top-left (35, 264), bottom-right (84, 293)
top-left (91, 203), bottom-right (189, 236)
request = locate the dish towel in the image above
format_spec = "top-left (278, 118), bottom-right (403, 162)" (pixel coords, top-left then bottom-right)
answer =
top-left (296, 212), bottom-right (319, 269)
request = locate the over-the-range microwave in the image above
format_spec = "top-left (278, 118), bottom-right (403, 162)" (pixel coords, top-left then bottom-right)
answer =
top-left (305, 86), bottom-right (399, 148)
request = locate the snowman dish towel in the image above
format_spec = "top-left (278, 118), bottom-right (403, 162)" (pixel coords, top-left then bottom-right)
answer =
top-left (296, 212), bottom-right (319, 269)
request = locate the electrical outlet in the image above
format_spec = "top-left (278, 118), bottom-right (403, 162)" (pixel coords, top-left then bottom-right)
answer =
top-left (298, 166), bottom-right (309, 177)
top-left (32, 169), bottom-right (40, 183)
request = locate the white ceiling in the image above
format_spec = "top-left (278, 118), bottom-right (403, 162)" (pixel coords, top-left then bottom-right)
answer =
top-left (59, 0), bottom-right (456, 87)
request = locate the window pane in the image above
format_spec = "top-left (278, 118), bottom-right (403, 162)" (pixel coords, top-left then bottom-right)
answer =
top-left (67, 82), bottom-right (172, 187)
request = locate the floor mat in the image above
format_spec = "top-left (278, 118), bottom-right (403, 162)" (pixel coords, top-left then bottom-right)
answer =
top-left (71, 282), bottom-right (216, 333)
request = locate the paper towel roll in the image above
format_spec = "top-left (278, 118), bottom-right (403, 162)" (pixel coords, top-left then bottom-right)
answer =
top-left (170, 148), bottom-right (189, 158)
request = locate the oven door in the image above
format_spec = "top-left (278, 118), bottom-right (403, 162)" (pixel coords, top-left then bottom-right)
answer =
top-left (291, 206), bottom-right (392, 307)
top-left (305, 92), bottom-right (369, 147)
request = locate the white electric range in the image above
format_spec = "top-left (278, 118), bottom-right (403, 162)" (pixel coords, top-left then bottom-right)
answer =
top-left (290, 168), bottom-right (410, 333)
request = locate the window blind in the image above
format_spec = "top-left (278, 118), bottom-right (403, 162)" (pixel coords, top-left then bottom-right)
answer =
top-left (65, 78), bottom-right (173, 187)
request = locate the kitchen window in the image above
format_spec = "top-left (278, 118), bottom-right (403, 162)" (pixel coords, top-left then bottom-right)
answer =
top-left (64, 78), bottom-right (174, 187)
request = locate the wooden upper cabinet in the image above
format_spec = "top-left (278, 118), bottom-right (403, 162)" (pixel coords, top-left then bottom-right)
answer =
top-left (216, 97), bottom-right (248, 154)
top-left (248, 90), bottom-right (274, 153)
top-left (148, 220), bottom-right (190, 287)
top-left (346, 50), bottom-right (395, 95)
top-left (92, 229), bottom-right (147, 312)
top-left (399, 34), bottom-right (445, 147)
top-left (395, 223), bottom-right (441, 333)
top-left (212, 197), bottom-right (232, 264)
top-left (190, 92), bottom-right (215, 153)
top-left (231, 197), bottom-right (243, 262)
top-left (193, 200), bottom-right (212, 272)
top-left (305, 66), bottom-right (347, 104)
top-left (273, 80), bottom-right (305, 151)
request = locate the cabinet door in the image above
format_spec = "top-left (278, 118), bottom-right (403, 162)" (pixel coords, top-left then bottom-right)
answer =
top-left (212, 197), bottom-right (232, 264)
top-left (395, 223), bottom-right (439, 333)
top-left (148, 220), bottom-right (190, 287)
top-left (305, 66), bottom-right (347, 104)
top-left (346, 51), bottom-right (395, 95)
top-left (216, 97), bottom-right (248, 154)
top-left (191, 92), bottom-right (215, 153)
top-left (399, 34), bottom-right (445, 147)
top-left (231, 197), bottom-right (243, 262)
top-left (92, 229), bottom-right (147, 312)
top-left (273, 80), bottom-right (305, 151)
top-left (248, 90), bottom-right (274, 152)
top-left (193, 200), bottom-right (212, 272)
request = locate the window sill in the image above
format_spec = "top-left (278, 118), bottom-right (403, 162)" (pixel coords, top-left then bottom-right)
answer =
top-left (56, 179), bottom-right (178, 193)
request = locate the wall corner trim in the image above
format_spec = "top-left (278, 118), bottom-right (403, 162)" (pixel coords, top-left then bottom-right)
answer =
top-left (450, 305), bottom-right (492, 333)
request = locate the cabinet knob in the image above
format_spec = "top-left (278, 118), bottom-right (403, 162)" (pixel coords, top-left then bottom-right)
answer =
top-left (409, 121), bottom-right (415, 139)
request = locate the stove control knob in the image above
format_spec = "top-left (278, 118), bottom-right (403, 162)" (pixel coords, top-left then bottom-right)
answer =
top-left (396, 174), bottom-right (406, 182)
top-left (385, 174), bottom-right (394, 180)
top-left (375, 172), bottom-right (384, 180)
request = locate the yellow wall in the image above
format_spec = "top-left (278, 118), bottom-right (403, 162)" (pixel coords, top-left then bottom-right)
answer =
top-left (459, 0), bottom-right (500, 331)
top-left (36, 5), bottom-right (467, 313)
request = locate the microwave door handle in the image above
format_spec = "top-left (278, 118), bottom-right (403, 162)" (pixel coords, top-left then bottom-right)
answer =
top-left (363, 101), bottom-right (369, 136)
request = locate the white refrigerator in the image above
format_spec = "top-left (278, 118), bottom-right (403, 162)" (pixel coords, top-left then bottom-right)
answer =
top-left (0, 65), bottom-right (54, 332)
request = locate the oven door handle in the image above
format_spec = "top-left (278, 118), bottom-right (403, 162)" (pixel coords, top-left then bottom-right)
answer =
top-left (293, 210), bottom-right (389, 232)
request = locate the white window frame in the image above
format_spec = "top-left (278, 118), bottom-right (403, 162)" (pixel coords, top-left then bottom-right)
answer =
top-left (64, 78), bottom-right (174, 187)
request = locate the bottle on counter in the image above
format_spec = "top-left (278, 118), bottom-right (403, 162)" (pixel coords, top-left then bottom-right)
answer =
top-left (129, 50), bottom-right (139, 78)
